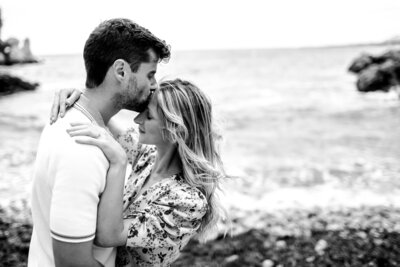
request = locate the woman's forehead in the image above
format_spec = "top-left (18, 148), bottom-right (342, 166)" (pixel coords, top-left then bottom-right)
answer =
top-left (148, 94), bottom-right (159, 112)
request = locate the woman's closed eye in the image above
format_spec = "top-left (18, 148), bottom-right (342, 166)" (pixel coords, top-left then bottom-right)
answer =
top-left (146, 110), bottom-right (152, 120)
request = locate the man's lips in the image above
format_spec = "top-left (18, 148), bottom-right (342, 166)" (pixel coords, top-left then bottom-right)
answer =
top-left (138, 128), bottom-right (145, 134)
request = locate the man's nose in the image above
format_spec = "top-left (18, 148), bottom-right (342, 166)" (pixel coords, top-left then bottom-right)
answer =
top-left (150, 79), bottom-right (158, 91)
top-left (134, 112), bottom-right (143, 124)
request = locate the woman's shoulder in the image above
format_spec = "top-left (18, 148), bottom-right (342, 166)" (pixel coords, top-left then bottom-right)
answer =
top-left (161, 175), bottom-right (208, 209)
top-left (132, 144), bottom-right (157, 171)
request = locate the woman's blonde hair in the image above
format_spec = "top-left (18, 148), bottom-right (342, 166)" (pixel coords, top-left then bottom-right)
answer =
top-left (156, 78), bottom-right (226, 240)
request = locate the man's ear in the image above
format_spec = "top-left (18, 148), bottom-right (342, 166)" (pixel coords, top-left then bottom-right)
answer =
top-left (113, 59), bottom-right (128, 82)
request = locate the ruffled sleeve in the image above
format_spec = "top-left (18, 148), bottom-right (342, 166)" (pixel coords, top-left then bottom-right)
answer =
top-left (116, 127), bottom-right (141, 166)
top-left (124, 187), bottom-right (208, 249)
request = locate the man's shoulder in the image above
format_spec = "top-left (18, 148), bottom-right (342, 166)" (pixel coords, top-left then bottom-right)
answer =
top-left (56, 107), bottom-right (91, 126)
top-left (39, 108), bottom-right (108, 164)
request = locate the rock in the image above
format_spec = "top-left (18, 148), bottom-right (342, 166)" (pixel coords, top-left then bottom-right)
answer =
top-left (0, 8), bottom-right (39, 65)
top-left (348, 53), bottom-right (375, 74)
top-left (349, 49), bottom-right (400, 95)
top-left (314, 239), bottom-right (328, 255)
top-left (223, 254), bottom-right (239, 263)
top-left (0, 37), bottom-right (39, 65)
top-left (0, 73), bottom-right (39, 95)
top-left (356, 65), bottom-right (392, 92)
top-left (261, 259), bottom-right (274, 267)
top-left (380, 59), bottom-right (400, 84)
top-left (275, 240), bottom-right (287, 250)
top-left (381, 50), bottom-right (400, 63)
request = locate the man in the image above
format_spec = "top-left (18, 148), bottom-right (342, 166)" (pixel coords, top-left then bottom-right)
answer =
top-left (28, 18), bottom-right (170, 267)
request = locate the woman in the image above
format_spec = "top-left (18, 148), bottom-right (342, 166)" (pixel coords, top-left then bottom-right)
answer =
top-left (59, 79), bottom-right (226, 266)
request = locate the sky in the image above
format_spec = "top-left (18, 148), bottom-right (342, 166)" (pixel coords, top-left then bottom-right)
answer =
top-left (1, 0), bottom-right (400, 56)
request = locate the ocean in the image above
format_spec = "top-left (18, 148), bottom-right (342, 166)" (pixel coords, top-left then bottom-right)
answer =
top-left (1, 45), bottom-right (400, 209)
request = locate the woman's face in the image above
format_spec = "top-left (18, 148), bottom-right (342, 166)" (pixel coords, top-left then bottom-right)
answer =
top-left (134, 95), bottom-right (168, 147)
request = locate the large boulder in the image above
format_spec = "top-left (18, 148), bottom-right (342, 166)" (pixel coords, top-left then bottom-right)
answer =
top-left (0, 73), bottom-right (39, 95)
top-left (349, 49), bottom-right (400, 94)
top-left (356, 65), bottom-right (392, 92)
top-left (380, 49), bottom-right (400, 63)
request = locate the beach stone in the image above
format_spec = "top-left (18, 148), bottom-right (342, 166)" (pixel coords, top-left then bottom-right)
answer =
top-left (243, 251), bottom-right (263, 265)
top-left (314, 239), bottom-right (328, 255)
top-left (275, 240), bottom-right (287, 250)
top-left (261, 259), bottom-right (274, 267)
top-left (223, 254), bottom-right (239, 263)
top-left (306, 256), bottom-right (315, 262)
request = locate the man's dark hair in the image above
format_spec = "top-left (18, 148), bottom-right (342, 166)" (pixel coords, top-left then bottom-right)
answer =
top-left (83, 18), bottom-right (171, 88)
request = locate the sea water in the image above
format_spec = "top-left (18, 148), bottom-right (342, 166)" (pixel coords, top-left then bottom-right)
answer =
top-left (1, 45), bottom-right (400, 208)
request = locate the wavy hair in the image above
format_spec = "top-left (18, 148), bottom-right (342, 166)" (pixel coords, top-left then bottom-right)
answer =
top-left (156, 78), bottom-right (226, 240)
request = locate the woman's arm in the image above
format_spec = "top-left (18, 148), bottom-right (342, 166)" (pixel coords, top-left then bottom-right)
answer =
top-left (95, 160), bottom-right (128, 247)
top-left (122, 187), bottom-right (208, 249)
top-left (67, 123), bottom-right (129, 247)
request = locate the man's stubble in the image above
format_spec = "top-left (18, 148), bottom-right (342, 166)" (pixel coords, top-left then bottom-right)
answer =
top-left (113, 75), bottom-right (151, 113)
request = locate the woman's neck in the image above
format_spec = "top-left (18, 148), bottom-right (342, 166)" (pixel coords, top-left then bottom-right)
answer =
top-left (151, 145), bottom-right (182, 180)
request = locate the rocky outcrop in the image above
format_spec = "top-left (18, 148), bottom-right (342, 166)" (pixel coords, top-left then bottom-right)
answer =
top-left (0, 73), bottom-right (39, 95)
top-left (0, 8), bottom-right (39, 65)
top-left (348, 50), bottom-right (400, 94)
top-left (0, 8), bottom-right (40, 95)
top-left (0, 37), bottom-right (39, 65)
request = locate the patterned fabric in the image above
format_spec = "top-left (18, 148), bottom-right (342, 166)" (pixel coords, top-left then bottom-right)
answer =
top-left (115, 128), bottom-right (208, 267)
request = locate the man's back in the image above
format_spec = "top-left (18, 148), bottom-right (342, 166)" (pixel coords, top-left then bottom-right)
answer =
top-left (28, 105), bottom-right (116, 267)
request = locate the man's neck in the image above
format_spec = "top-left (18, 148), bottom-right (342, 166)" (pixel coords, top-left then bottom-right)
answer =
top-left (82, 87), bottom-right (119, 125)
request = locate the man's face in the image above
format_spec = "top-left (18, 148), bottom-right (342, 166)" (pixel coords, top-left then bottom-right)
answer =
top-left (115, 49), bottom-right (159, 112)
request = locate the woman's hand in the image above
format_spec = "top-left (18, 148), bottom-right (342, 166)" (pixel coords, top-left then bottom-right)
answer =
top-left (50, 88), bottom-right (82, 124)
top-left (67, 123), bottom-right (128, 166)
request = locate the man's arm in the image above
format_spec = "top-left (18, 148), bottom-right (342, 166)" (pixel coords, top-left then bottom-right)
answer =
top-left (53, 239), bottom-right (104, 267)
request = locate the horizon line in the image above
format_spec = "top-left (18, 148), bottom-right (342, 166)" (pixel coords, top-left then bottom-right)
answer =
top-left (35, 41), bottom-right (399, 57)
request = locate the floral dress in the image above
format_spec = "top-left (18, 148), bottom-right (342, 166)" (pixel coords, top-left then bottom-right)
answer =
top-left (115, 128), bottom-right (208, 267)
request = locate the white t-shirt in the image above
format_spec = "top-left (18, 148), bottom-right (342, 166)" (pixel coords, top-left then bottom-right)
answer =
top-left (28, 102), bottom-right (116, 267)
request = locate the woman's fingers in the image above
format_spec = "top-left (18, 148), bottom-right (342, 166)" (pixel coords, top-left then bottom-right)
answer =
top-left (67, 128), bottom-right (102, 138)
top-left (49, 89), bottom-right (82, 124)
top-left (66, 89), bottom-right (82, 107)
top-left (50, 91), bottom-right (61, 124)
top-left (68, 123), bottom-right (101, 135)
top-left (70, 122), bottom-right (91, 128)
top-left (74, 136), bottom-right (102, 147)
top-left (58, 89), bottom-right (70, 118)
